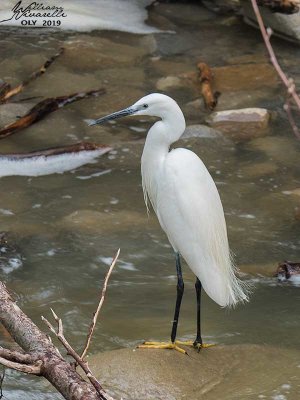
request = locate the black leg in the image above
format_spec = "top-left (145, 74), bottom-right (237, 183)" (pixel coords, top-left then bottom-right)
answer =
top-left (194, 277), bottom-right (203, 351)
top-left (170, 252), bottom-right (184, 343)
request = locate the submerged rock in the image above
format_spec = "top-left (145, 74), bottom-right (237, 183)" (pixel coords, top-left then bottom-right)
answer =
top-left (240, 161), bottom-right (278, 178)
top-left (213, 63), bottom-right (278, 92)
top-left (206, 108), bottom-right (270, 141)
top-left (156, 76), bottom-right (183, 91)
top-left (182, 124), bottom-right (222, 139)
top-left (61, 210), bottom-right (153, 233)
top-left (88, 344), bottom-right (300, 400)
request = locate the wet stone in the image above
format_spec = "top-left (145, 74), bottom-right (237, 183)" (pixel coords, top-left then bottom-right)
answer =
top-left (212, 63), bottom-right (279, 92)
top-left (206, 108), bottom-right (270, 141)
top-left (182, 124), bottom-right (222, 139)
top-left (61, 209), bottom-right (153, 234)
top-left (240, 161), bottom-right (278, 178)
top-left (155, 76), bottom-right (183, 91)
top-left (88, 344), bottom-right (300, 400)
top-left (0, 102), bottom-right (35, 127)
top-left (62, 37), bottom-right (149, 72)
top-left (248, 136), bottom-right (300, 167)
top-left (242, 1), bottom-right (300, 44)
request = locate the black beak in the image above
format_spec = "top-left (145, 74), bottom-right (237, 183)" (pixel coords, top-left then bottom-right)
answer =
top-left (88, 107), bottom-right (136, 126)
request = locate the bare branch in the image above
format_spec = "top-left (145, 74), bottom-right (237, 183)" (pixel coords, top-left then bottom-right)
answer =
top-left (42, 313), bottom-right (114, 400)
top-left (0, 356), bottom-right (42, 375)
top-left (0, 348), bottom-right (35, 365)
top-left (284, 99), bottom-right (300, 139)
top-left (81, 249), bottom-right (120, 361)
top-left (0, 88), bottom-right (106, 139)
top-left (0, 281), bottom-right (111, 399)
top-left (251, 0), bottom-right (300, 139)
top-left (0, 48), bottom-right (64, 103)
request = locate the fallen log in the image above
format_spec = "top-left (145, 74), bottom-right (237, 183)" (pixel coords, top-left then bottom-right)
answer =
top-left (0, 142), bottom-right (112, 177)
top-left (0, 88), bottom-right (106, 139)
top-left (0, 281), bottom-right (108, 399)
top-left (0, 251), bottom-right (119, 399)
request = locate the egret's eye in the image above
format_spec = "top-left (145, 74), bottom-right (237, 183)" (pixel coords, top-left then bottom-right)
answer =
top-left (143, 104), bottom-right (148, 109)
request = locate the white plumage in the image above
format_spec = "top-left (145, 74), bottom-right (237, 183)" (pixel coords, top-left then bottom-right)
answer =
top-left (89, 93), bottom-right (248, 350)
top-left (139, 93), bottom-right (247, 307)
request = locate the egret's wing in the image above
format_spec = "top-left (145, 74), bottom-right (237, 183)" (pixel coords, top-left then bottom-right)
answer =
top-left (156, 148), bottom-right (247, 307)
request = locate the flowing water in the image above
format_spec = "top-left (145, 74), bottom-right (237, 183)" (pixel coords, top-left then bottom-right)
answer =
top-left (0, 2), bottom-right (300, 399)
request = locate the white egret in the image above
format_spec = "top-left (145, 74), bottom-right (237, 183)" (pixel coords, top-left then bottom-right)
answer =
top-left (89, 93), bottom-right (248, 353)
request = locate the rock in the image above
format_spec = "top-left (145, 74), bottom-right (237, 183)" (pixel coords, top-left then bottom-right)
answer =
top-left (242, 1), bottom-right (300, 44)
top-left (212, 63), bottom-right (279, 92)
top-left (87, 345), bottom-right (300, 400)
top-left (206, 108), bottom-right (270, 141)
top-left (240, 161), bottom-right (278, 178)
top-left (239, 262), bottom-right (277, 276)
top-left (154, 3), bottom-right (216, 24)
top-left (155, 76), bottom-right (183, 90)
top-left (284, 188), bottom-right (300, 197)
top-left (248, 136), bottom-right (300, 167)
top-left (0, 102), bottom-right (35, 127)
top-left (202, 0), bottom-right (241, 14)
top-left (215, 88), bottom-right (280, 111)
top-left (62, 37), bottom-right (148, 72)
top-left (182, 124), bottom-right (222, 139)
top-left (61, 210), bottom-right (152, 234)
top-left (151, 59), bottom-right (194, 77)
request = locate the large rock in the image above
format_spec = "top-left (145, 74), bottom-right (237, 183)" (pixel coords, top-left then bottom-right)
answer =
top-left (242, 1), bottom-right (300, 44)
top-left (88, 345), bottom-right (300, 400)
top-left (206, 108), bottom-right (270, 140)
top-left (212, 63), bottom-right (279, 92)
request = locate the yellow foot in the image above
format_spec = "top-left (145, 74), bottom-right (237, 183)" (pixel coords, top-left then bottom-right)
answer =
top-left (176, 340), bottom-right (216, 351)
top-left (137, 341), bottom-right (215, 354)
top-left (138, 341), bottom-right (187, 354)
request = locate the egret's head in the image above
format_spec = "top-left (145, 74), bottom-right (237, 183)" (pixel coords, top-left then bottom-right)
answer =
top-left (88, 93), bottom-right (182, 126)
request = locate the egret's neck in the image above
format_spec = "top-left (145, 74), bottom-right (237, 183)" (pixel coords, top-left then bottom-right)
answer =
top-left (143, 105), bottom-right (186, 154)
top-left (141, 105), bottom-right (185, 210)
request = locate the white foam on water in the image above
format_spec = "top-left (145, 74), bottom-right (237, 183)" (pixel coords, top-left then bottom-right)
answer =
top-left (0, 0), bottom-right (159, 34)
top-left (98, 256), bottom-right (138, 271)
top-left (0, 148), bottom-right (110, 177)
top-left (1, 257), bottom-right (23, 274)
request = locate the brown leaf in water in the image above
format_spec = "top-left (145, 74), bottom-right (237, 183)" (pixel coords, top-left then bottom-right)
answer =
top-left (0, 88), bottom-right (106, 139)
top-left (197, 62), bottom-right (220, 111)
top-left (0, 48), bottom-right (65, 104)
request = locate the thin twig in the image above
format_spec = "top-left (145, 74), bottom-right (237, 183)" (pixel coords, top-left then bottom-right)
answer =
top-left (81, 249), bottom-right (120, 361)
top-left (0, 356), bottom-right (42, 375)
top-left (0, 348), bottom-right (36, 364)
top-left (251, 0), bottom-right (300, 138)
top-left (41, 251), bottom-right (120, 400)
top-left (284, 98), bottom-right (300, 138)
top-left (42, 312), bottom-right (112, 400)
top-left (0, 48), bottom-right (64, 103)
